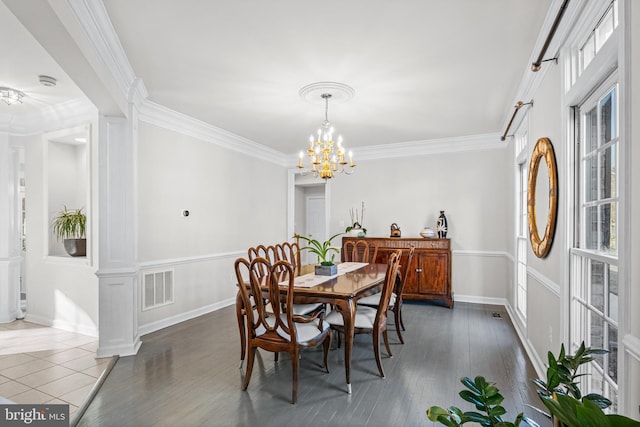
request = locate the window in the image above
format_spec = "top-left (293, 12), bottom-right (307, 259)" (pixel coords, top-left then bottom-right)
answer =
top-left (579, 1), bottom-right (618, 73)
top-left (516, 161), bottom-right (528, 320)
top-left (571, 81), bottom-right (619, 409)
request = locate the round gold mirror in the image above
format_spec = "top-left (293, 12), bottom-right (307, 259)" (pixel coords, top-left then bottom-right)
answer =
top-left (527, 137), bottom-right (558, 258)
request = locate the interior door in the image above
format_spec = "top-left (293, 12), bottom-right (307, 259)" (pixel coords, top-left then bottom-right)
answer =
top-left (305, 196), bottom-right (326, 265)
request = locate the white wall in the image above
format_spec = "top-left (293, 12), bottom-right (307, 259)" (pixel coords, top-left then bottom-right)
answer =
top-left (136, 123), bottom-right (287, 331)
top-left (329, 145), bottom-right (512, 301)
top-left (521, 62), bottom-right (564, 362)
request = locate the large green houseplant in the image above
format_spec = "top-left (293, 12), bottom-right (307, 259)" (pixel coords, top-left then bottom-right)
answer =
top-left (51, 206), bottom-right (87, 257)
top-left (294, 232), bottom-right (343, 275)
top-left (426, 342), bottom-right (640, 427)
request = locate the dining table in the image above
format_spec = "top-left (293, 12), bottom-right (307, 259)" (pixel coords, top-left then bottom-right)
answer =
top-left (237, 261), bottom-right (387, 394)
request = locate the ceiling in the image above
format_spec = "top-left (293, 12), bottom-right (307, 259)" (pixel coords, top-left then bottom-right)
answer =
top-left (1, 0), bottom-right (553, 155)
top-left (0, 1), bottom-right (86, 115)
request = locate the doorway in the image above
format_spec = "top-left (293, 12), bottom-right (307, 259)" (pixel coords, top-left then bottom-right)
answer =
top-left (289, 171), bottom-right (329, 265)
top-left (305, 195), bottom-right (326, 265)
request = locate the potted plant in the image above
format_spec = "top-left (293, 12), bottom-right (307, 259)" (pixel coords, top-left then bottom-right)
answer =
top-left (345, 201), bottom-right (367, 237)
top-left (294, 232), bottom-right (343, 276)
top-left (51, 206), bottom-right (87, 257)
top-left (426, 342), bottom-right (640, 427)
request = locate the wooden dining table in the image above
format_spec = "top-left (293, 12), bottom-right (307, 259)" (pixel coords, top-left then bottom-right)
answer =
top-left (237, 262), bottom-right (387, 394)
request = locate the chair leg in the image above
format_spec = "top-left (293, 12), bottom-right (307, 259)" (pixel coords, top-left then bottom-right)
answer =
top-left (383, 330), bottom-right (393, 358)
top-left (242, 347), bottom-right (257, 391)
top-left (322, 334), bottom-right (331, 373)
top-left (394, 306), bottom-right (404, 344)
top-left (291, 350), bottom-right (299, 404)
top-left (275, 352), bottom-right (279, 362)
top-left (399, 307), bottom-right (406, 331)
top-left (373, 332), bottom-right (385, 378)
top-left (236, 295), bottom-right (246, 368)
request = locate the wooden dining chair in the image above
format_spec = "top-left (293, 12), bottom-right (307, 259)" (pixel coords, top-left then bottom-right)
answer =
top-left (357, 245), bottom-right (415, 344)
top-left (236, 257), bottom-right (331, 404)
top-left (325, 250), bottom-right (401, 378)
top-left (273, 241), bottom-right (324, 317)
top-left (248, 245), bottom-right (277, 275)
top-left (275, 241), bottom-right (301, 272)
top-left (343, 239), bottom-right (379, 263)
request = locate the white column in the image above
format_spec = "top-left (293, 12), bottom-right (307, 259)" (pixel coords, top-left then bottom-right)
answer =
top-left (95, 113), bottom-right (141, 357)
top-left (0, 134), bottom-right (21, 323)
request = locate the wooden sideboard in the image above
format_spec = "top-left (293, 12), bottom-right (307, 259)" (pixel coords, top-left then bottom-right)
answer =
top-left (341, 236), bottom-right (452, 308)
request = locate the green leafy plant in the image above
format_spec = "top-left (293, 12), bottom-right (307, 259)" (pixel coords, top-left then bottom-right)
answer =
top-left (51, 206), bottom-right (86, 240)
top-left (294, 232), bottom-right (343, 266)
top-left (427, 342), bottom-right (640, 427)
top-left (427, 376), bottom-right (538, 426)
top-left (532, 342), bottom-right (610, 408)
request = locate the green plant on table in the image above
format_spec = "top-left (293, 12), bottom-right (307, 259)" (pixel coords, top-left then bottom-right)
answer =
top-left (294, 232), bottom-right (343, 266)
top-left (427, 342), bottom-right (640, 427)
top-left (51, 206), bottom-right (86, 240)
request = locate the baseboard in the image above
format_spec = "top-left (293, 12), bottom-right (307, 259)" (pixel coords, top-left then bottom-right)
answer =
top-left (24, 313), bottom-right (98, 337)
top-left (138, 297), bottom-right (236, 336)
top-left (504, 302), bottom-right (546, 379)
top-left (453, 294), bottom-right (508, 306)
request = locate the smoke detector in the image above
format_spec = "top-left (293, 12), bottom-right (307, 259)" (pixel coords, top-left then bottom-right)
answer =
top-left (38, 75), bottom-right (57, 87)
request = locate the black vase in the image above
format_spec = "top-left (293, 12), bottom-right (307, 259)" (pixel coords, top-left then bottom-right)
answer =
top-left (437, 211), bottom-right (448, 238)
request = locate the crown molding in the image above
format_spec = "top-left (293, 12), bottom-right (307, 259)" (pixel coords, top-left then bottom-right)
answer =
top-left (138, 100), bottom-right (286, 166)
top-left (284, 133), bottom-right (506, 167)
top-left (64, 0), bottom-right (143, 105)
top-left (0, 98), bottom-right (97, 136)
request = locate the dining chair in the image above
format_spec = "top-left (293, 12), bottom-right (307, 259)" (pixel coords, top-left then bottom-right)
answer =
top-left (275, 241), bottom-right (301, 272)
top-left (325, 250), bottom-right (401, 378)
top-left (343, 239), bottom-right (379, 263)
top-left (357, 245), bottom-right (415, 344)
top-left (248, 244), bottom-right (277, 275)
top-left (236, 257), bottom-right (331, 404)
top-left (274, 241), bottom-right (325, 317)
top-left (236, 243), bottom-right (322, 368)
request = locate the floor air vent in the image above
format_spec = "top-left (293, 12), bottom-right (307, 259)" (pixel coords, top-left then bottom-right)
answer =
top-left (142, 270), bottom-right (174, 310)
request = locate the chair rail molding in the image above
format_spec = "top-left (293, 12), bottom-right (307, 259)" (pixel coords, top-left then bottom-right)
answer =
top-left (527, 266), bottom-right (561, 296)
top-left (138, 250), bottom-right (245, 270)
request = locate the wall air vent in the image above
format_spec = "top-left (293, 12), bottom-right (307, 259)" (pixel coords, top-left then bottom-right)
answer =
top-left (142, 269), bottom-right (174, 310)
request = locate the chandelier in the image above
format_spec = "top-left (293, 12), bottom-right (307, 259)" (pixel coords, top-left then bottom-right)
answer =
top-left (0, 87), bottom-right (25, 106)
top-left (297, 92), bottom-right (355, 180)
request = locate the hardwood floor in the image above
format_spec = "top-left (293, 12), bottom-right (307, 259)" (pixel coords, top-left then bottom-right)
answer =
top-left (78, 302), bottom-right (549, 427)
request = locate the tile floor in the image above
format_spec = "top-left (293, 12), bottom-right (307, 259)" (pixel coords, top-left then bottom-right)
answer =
top-left (0, 320), bottom-right (109, 418)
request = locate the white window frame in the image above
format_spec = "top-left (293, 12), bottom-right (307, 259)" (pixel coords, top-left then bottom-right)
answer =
top-left (563, 0), bottom-right (629, 413)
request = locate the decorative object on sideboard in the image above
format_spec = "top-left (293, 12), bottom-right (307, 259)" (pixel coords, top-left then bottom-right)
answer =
top-left (51, 206), bottom-right (87, 257)
top-left (436, 211), bottom-right (448, 238)
top-left (390, 223), bottom-right (401, 238)
top-left (345, 201), bottom-right (366, 237)
top-left (420, 227), bottom-right (436, 238)
top-left (294, 232), bottom-right (343, 276)
top-left (297, 82), bottom-right (356, 180)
